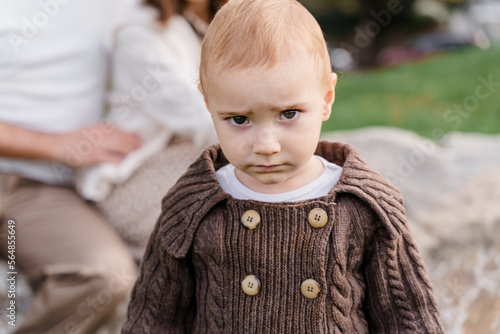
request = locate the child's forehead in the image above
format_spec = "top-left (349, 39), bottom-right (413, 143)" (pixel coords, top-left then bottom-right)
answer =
top-left (210, 67), bottom-right (317, 97)
top-left (216, 53), bottom-right (314, 76)
top-left (206, 56), bottom-right (320, 91)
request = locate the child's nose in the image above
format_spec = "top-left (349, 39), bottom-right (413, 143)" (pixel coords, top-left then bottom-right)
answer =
top-left (252, 128), bottom-right (280, 155)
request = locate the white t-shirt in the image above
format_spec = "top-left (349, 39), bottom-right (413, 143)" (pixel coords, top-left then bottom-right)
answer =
top-left (216, 156), bottom-right (343, 203)
top-left (0, 0), bottom-right (138, 184)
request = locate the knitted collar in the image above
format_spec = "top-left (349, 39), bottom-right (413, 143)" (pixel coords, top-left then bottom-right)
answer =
top-left (157, 141), bottom-right (407, 258)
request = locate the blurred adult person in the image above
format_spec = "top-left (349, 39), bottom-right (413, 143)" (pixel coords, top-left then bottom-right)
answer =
top-left (0, 0), bottom-right (141, 333)
top-left (79, 0), bottom-right (226, 260)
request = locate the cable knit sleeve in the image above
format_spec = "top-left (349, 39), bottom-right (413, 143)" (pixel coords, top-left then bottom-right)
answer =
top-left (122, 221), bottom-right (196, 334)
top-left (362, 225), bottom-right (444, 333)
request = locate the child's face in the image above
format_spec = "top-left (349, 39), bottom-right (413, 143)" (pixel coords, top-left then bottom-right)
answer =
top-left (201, 58), bottom-right (336, 193)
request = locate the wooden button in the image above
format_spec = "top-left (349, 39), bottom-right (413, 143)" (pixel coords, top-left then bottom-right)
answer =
top-left (301, 279), bottom-right (321, 299)
top-left (308, 208), bottom-right (328, 228)
top-left (242, 275), bottom-right (260, 296)
top-left (241, 210), bottom-right (260, 229)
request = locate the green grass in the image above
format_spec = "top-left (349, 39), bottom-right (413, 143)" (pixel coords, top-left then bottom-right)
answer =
top-left (322, 46), bottom-right (500, 140)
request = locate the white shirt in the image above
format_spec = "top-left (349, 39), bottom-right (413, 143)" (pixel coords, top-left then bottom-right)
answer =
top-left (0, 0), bottom-right (138, 184)
top-left (216, 156), bottom-right (343, 202)
top-left (76, 9), bottom-right (217, 201)
top-left (108, 9), bottom-right (214, 144)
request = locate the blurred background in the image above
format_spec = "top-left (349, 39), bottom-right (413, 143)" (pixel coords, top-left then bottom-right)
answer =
top-left (303, 0), bottom-right (500, 332)
top-left (302, 0), bottom-right (500, 137)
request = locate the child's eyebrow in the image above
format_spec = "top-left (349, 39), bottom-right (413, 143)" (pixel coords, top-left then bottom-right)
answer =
top-left (217, 103), bottom-right (309, 116)
top-left (271, 102), bottom-right (308, 111)
top-left (216, 110), bottom-right (251, 116)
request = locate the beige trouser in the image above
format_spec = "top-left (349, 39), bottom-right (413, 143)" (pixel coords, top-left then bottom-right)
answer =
top-left (0, 173), bottom-right (137, 334)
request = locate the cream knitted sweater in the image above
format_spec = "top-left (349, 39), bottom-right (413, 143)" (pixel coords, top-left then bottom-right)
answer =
top-left (123, 141), bottom-right (443, 333)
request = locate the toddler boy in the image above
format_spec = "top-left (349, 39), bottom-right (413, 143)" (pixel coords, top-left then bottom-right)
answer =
top-left (123, 0), bottom-right (444, 332)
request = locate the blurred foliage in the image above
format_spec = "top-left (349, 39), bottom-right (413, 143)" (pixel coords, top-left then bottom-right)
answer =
top-left (301, 0), bottom-right (360, 14)
top-left (300, 0), bottom-right (429, 35)
top-left (322, 46), bottom-right (500, 138)
top-left (300, 0), bottom-right (459, 67)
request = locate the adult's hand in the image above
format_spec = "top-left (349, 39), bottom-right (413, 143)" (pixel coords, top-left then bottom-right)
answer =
top-left (55, 124), bottom-right (143, 167)
top-left (0, 121), bottom-right (142, 167)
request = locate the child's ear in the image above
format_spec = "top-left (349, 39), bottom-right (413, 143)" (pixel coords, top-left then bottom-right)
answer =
top-left (198, 83), bottom-right (211, 112)
top-left (322, 72), bottom-right (337, 122)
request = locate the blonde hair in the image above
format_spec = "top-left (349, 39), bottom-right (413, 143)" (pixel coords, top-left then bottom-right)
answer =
top-left (200, 0), bottom-right (331, 92)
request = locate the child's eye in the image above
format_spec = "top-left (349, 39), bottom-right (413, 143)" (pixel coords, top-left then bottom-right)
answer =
top-left (280, 110), bottom-right (299, 120)
top-left (229, 116), bottom-right (249, 125)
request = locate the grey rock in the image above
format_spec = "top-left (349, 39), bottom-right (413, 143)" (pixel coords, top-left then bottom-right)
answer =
top-left (322, 127), bottom-right (500, 221)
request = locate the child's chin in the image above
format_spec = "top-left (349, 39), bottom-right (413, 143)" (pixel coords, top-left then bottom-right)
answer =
top-left (237, 171), bottom-right (290, 192)
top-left (250, 176), bottom-right (293, 193)
top-left (254, 175), bottom-right (286, 185)
top-left (260, 180), bottom-right (282, 187)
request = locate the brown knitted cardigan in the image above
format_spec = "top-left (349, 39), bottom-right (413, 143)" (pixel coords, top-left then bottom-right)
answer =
top-left (123, 141), bottom-right (443, 333)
